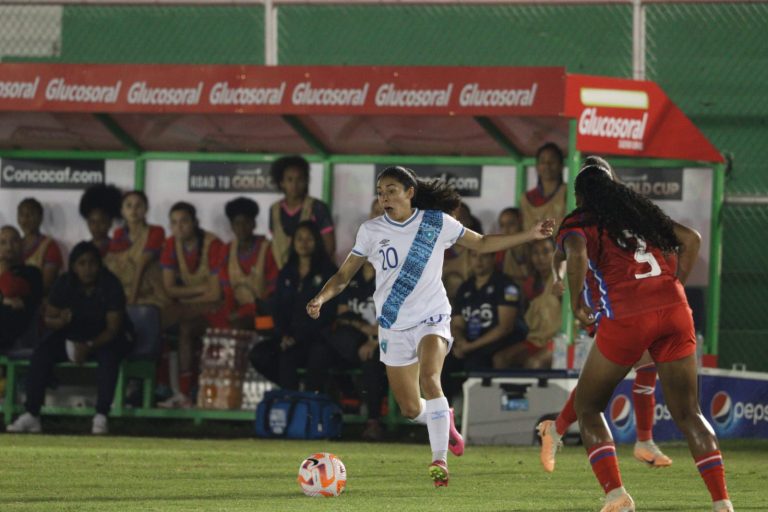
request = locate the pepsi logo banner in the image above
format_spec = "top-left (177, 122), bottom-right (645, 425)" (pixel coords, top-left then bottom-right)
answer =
top-left (0, 64), bottom-right (565, 117)
top-left (604, 369), bottom-right (768, 444)
top-left (566, 74), bottom-right (723, 163)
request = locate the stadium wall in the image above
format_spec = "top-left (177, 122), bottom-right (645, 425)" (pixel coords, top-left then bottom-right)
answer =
top-left (0, 1), bottom-right (766, 371)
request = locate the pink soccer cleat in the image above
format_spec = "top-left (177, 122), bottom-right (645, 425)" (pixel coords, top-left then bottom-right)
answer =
top-left (448, 408), bottom-right (464, 457)
top-left (600, 490), bottom-right (635, 512)
top-left (428, 460), bottom-right (450, 488)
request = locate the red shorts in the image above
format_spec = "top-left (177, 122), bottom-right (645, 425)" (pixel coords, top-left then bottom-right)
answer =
top-left (595, 303), bottom-right (696, 366)
top-left (524, 339), bottom-right (554, 356)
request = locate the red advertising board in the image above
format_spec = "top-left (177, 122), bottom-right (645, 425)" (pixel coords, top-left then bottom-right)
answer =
top-left (565, 74), bottom-right (723, 163)
top-left (0, 64), bottom-right (565, 117)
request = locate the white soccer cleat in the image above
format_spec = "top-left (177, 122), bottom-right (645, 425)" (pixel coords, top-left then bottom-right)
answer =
top-left (713, 499), bottom-right (734, 512)
top-left (6, 412), bottom-right (42, 433)
top-left (92, 413), bottom-right (109, 435)
top-left (600, 489), bottom-right (635, 512)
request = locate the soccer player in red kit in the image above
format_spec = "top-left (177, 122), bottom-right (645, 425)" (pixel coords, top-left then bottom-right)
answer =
top-left (552, 157), bottom-right (732, 512)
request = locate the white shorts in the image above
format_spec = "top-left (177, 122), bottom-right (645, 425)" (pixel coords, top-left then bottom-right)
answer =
top-left (378, 314), bottom-right (453, 367)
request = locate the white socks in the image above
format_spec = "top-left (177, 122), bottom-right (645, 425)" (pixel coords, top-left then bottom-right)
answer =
top-left (426, 397), bottom-right (450, 462)
top-left (410, 398), bottom-right (428, 425)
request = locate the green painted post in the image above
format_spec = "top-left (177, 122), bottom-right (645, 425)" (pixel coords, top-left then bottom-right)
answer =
top-left (322, 159), bottom-right (334, 208)
top-left (561, 119), bottom-right (581, 343)
top-left (707, 164), bottom-right (725, 358)
top-left (134, 156), bottom-right (146, 191)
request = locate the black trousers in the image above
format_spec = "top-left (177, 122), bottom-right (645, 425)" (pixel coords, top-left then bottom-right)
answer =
top-left (249, 333), bottom-right (339, 393)
top-left (24, 331), bottom-right (132, 416)
top-left (250, 329), bottom-right (387, 420)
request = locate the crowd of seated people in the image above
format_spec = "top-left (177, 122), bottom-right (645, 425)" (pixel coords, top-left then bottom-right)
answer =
top-left (1, 147), bottom-right (575, 433)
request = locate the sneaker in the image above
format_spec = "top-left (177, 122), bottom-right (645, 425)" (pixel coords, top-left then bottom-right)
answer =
top-left (633, 440), bottom-right (672, 468)
top-left (6, 412), bottom-right (42, 433)
top-left (448, 408), bottom-right (464, 457)
top-left (713, 499), bottom-right (734, 512)
top-left (361, 419), bottom-right (384, 442)
top-left (537, 420), bottom-right (562, 473)
top-left (157, 392), bottom-right (192, 409)
top-left (92, 414), bottom-right (109, 435)
top-left (428, 460), bottom-right (449, 488)
top-left (600, 490), bottom-right (635, 512)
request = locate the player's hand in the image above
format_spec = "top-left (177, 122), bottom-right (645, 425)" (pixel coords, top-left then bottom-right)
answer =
top-left (306, 297), bottom-right (323, 319)
top-left (530, 219), bottom-right (555, 240)
top-left (551, 280), bottom-right (565, 297)
top-left (572, 304), bottom-right (596, 327)
top-left (358, 338), bottom-right (378, 362)
top-left (73, 342), bottom-right (91, 365)
top-left (3, 297), bottom-right (24, 310)
top-left (280, 336), bottom-right (296, 351)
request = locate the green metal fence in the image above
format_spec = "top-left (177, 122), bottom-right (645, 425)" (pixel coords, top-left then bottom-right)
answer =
top-left (0, 1), bottom-right (766, 369)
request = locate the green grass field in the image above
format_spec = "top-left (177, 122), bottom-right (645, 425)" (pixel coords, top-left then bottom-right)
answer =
top-left (1, 436), bottom-right (765, 511)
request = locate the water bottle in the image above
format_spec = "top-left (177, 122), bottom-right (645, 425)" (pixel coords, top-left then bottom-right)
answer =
top-left (696, 332), bottom-right (704, 368)
top-left (573, 329), bottom-right (594, 371)
top-left (467, 314), bottom-right (482, 341)
top-left (552, 332), bottom-right (568, 369)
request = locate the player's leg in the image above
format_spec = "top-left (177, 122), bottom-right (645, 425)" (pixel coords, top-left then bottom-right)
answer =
top-left (655, 355), bottom-right (732, 511)
top-left (575, 341), bottom-right (635, 511)
top-left (538, 385), bottom-right (576, 472)
top-left (417, 334), bottom-right (453, 486)
top-left (385, 362), bottom-right (424, 422)
top-left (632, 351), bottom-right (672, 467)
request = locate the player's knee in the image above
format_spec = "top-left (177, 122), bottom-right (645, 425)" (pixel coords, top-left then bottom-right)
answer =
top-left (399, 401), bottom-right (422, 419)
top-left (419, 372), bottom-right (442, 398)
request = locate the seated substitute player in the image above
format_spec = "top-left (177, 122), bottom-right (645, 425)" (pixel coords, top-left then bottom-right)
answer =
top-left (495, 206), bottom-right (528, 284)
top-left (78, 184), bottom-right (123, 257)
top-left (539, 158), bottom-right (673, 472)
top-left (7, 242), bottom-right (133, 435)
top-left (307, 166), bottom-right (554, 487)
top-left (17, 197), bottom-right (63, 296)
top-left (216, 197), bottom-right (279, 329)
top-left (442, 248), bottom-right (526, 400)
top-left (492, 238), bottom-right (560, 369)
top-left (250, 220), bottom-right (337, 391)
top-left (159, 202), bottom-right (223, 408)
top-left (0, 226), bottom-right (43, 351)
top-left (550, 157), bottom-right (732, 512)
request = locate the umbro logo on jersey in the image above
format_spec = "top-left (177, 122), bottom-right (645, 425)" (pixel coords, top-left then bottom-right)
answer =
top-left (379, 239), bottom-right (390, 247)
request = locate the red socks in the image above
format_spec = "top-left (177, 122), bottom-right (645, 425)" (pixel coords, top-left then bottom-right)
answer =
top-left (632, 363), bottom-right (657, 442)
top-left (555, 388), bottom-right (577, 436)
top-left (587, 442), bottom-right (623, 494)
top-left (695, 451), bottom-right (729, 502)
top-left (179, 372), bottom-right (193, 396)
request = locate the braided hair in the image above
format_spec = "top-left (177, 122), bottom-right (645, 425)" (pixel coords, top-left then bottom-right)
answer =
top-left (557, 158), bottom-right (679, 256)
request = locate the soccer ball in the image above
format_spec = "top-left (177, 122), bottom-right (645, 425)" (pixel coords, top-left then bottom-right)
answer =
top-left (297, 452), bottom-right (347, 497)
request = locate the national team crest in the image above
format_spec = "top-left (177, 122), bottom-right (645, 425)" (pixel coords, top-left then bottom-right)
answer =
top-left (424, 228), bottom-right (437, 241)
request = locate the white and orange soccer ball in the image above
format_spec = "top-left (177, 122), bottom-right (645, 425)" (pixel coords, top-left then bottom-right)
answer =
top-left (297, 452), bottom-right (347, 497)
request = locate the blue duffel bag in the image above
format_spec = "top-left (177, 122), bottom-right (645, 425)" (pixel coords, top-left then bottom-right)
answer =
top-left (255, 390), bottom-right (343, 439)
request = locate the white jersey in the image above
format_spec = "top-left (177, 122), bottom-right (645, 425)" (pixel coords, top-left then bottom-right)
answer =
top-left (351, 208), bottom-right (465, 330)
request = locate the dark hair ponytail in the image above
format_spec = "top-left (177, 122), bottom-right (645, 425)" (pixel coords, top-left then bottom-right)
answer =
top-left (376, 166), bottom-right (461, 214)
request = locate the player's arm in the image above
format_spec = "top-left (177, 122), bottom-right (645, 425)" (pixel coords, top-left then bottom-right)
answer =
top-left (672, 221), bottom-right (701, 286)
top-left (306, 253), bottom-right (366, 319)
top-left (456, 219), bottom-right (555, 253)
top-left (563, 234), bottom-right (594, 326)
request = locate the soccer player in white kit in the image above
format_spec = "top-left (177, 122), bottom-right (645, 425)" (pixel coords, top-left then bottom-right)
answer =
top-left (307, 166), bottom-right (554, 487)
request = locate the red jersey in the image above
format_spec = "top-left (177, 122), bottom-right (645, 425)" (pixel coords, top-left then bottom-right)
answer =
top-left (217, 238), bottom-right (279, 296)
top-left (160, 236), bottom-right (223, 275)
top-left (557, 214), bottom-right (686, 321)
top-left (109, 225), bottom-right (165, 255)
